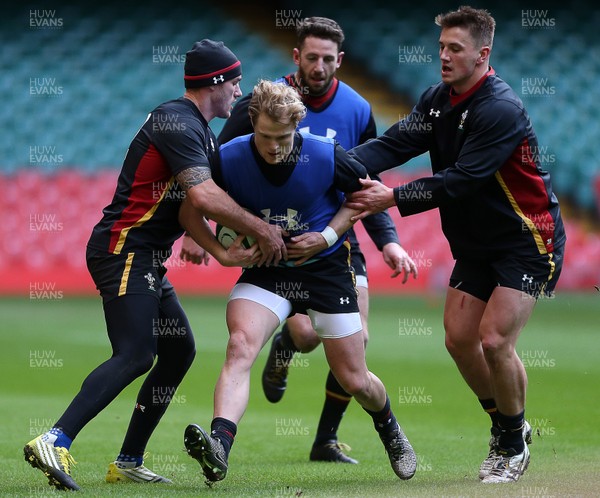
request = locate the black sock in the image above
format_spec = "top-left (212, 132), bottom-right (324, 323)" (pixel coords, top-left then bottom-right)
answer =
top-left (279, 323), bottom-right (300, 355)
top-left (313, 371), bottom-right (352, 446)
top-left (497, 410), bottom-right (525, 453)
top-left (363, 395), bottom-right (397, 437)
top-left (210, 417), bottom-right (237, 458)
top-left (479, 398), bottom-right (500, 431)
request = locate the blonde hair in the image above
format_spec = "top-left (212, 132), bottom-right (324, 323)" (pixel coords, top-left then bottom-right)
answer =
top-left (248, 80), bottom-right (306, 127)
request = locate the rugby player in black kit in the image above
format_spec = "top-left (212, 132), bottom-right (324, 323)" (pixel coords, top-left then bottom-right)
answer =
top-left (23, 39), bottom-right (284, 491)
top-left (347, 6), bottom-right (565, 484)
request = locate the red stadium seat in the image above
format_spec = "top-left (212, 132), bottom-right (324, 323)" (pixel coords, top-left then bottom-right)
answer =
top-left (0, 171), bottom-right (599, 295)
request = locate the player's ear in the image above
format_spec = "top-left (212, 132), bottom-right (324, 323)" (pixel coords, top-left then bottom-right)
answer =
top-left (293, 48), bottom-right (301, 66)
top-left (337, 51), bottom-right (344, 68)
top-left (478, 46), bottom-right (490, 64)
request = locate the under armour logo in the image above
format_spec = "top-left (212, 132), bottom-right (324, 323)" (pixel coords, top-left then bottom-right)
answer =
top-left (522, 274), bottom-right (534, 284)
top-left (213, 75), bottom-right (224, 84)
top-left (339, 297), bottom-right (350, 305)
top-left (429, 108), bottom-right (440, 117)
top-left (135, 402), bottom-right (145, 413)
top-left (298, 126), bottom-right (337, 139)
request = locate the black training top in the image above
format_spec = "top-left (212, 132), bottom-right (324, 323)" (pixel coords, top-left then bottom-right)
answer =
top-left (88, 97), bottom-right (218, 256)
top-left (350, 68), bottom-right (566, 259)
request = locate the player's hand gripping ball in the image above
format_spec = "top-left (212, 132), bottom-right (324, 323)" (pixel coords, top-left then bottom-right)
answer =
top-left (215, 224), bottom-right (256, 249)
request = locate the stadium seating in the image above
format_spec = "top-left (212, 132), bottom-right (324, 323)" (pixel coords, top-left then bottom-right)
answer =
top-left (1, 1), bottom-right (598, 294)
top-left (1, 169), bottom-right (596, 295)
top-left (4, 1), bottom-right (599, 211)
top-left (2, 1), bottom-right (291, 174)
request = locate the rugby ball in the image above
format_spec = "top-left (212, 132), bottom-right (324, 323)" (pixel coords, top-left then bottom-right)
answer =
top-left (215, 224), bottom-right (256, 249)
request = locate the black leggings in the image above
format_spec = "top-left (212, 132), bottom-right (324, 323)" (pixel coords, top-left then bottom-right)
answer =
top-left (56, 290), bottom-right (195, 455)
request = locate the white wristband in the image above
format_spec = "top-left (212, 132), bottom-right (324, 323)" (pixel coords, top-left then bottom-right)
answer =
top-left (320, 226), bottom-right (338, 248)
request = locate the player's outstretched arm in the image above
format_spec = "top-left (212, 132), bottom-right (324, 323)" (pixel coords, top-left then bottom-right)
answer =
top-left (346, 178), bottom-right (396, 220)
top-left (176, 166), bottom-right (286, 266)
top-left (178, 197), bottom-right (260, 268)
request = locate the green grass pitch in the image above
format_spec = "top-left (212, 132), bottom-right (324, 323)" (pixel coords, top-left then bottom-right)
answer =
top-left (1, 293), bottom-right (598, 497)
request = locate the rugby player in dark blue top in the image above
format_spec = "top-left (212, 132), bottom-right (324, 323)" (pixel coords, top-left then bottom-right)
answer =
top-left (209, 16), bottom-right (419, 465)
top-left (179, 79), bottom-right (417, 483)
top-left (347, 6), bottom-right (566, 484)
top-left (23, 40), bottom-right (285, 491)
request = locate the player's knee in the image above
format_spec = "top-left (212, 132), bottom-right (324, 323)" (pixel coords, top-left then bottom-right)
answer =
top-left (480, 329), bottom-right (511, 364)
top-left (296, 335), bottom-right (320, 353)
top-left (444, 325), bottom-right (479, 358)
top-left (127, 350), bottom-right (156, 378)
top-left (289, 323), bottom-right (320, 353)
top-left (155, 332), bottom-right (196, 375)
top-left (335, 372), bottom-right (368, 398)
top-left (179, 345), bottom-right (196, 372)
top-left (481, 342), bottom-right (507, 367)
top-left (225, 329), bottom-right (258, 366)
top-left (444, 332), bottom-right (468, 358)
top-left (444, 333), bottom-right (463, 357)
top-left (181, 331), bottom-right (196, 362)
